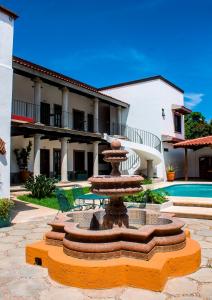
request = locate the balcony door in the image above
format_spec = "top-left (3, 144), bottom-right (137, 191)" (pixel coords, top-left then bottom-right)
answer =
top-left (73, 109), bottom-right (85, 131)
top-left (40, 102), bottom-right (50, 125)
top-left (87, 114), bottom-right (94, 132)
top-left (54, 104), bottom-right (62, 127)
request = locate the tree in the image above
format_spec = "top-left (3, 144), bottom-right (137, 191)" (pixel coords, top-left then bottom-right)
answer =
top-left (185, 112), bottom-right (212, 139)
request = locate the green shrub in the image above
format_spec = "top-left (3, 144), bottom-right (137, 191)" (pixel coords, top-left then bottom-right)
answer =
top-left (124, 189), bottom-right (168, 204)
top-left (142, 189), bottom-right (168, 204)
top-left (142, 178), bottom-right (153, 185)
top-left (0, 199), bottom-right (14, 220)
top-left (25, 175), bottom-right (58, 199)
top-left (123, 192), bottom-right (144, 203)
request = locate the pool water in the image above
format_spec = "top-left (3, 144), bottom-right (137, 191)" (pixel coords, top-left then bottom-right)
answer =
top-left (155, 184), bottom-right (212, 198)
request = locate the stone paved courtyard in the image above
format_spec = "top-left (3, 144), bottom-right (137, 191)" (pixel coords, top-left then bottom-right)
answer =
top-left (1, 216), bottom-right (212, 300)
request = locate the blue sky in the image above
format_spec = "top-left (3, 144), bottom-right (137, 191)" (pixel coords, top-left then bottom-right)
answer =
top-left (2, 0), bottom-right (212, 120)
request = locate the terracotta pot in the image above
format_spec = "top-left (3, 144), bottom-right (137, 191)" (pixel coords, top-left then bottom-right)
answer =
top-left (20, 170), bottom-right (30, 182)
top-left (167, 171), bottom-right (175, 182)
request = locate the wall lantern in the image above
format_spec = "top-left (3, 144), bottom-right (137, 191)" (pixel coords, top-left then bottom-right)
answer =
top-left (162, 108), bottom-right (166, 119)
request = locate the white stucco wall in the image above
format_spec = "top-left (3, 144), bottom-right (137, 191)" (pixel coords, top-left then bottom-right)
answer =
top-left (187, 147), bottom-right (212, 178)
top-left (0, 11), bottom-right (14, 197)
top-left (102, 79), bottom-right (184, 139)
top-left (102, 79), bottom-right (185, 179)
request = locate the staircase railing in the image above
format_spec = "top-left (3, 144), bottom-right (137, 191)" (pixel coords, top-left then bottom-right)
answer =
top-left (111, 123), bottom-right (161, 152)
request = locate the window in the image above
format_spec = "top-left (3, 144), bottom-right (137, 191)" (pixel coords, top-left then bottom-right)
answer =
top-left (174, 114), bottom-right (182, 133)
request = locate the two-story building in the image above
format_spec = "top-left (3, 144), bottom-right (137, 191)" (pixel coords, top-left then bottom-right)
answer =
top-left (0, 5), bottom-right (193, 199)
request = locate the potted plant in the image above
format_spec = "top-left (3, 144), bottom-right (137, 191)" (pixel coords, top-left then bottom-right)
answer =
top-left (166, 165), bottom-right (175, 181)
top-left (0, 199), bottom-right (14, 227)
top-left (14, 141), bottom-right (32, 182)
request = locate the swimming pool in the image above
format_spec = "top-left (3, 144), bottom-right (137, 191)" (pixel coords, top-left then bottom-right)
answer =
top-left (155, 184), bottom-right (212, 198)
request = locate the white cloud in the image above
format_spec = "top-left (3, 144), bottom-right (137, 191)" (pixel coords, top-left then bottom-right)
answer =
top-left (184, 93), bottom-right (204, 109)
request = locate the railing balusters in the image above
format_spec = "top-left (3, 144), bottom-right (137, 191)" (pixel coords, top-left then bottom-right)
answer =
top-left (111, 122), bottom-right (161, 152)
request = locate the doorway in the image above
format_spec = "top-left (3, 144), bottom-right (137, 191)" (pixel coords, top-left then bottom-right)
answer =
top-left (53, 149), bottom-right (61, 179)
top-left (74, 150), bottom-right (85, 172)
top-left (40, 102), bottom-right (50, 125)
top-left (87, 152), bottom-right (94, 177)
top-left (40, 149), bottom-right (50, 177)
top-left (199, 156), bottom-right (212, 180)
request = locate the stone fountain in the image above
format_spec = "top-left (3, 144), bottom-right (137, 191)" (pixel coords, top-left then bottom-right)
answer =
top-left (26, 140), bottom-right (201, 291)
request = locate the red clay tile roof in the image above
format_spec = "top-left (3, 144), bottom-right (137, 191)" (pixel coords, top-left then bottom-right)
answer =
top-left (174, 136), bottom-right (212, 148)
top-left (0, 138), bottom-right (6, 155)
top-left (13, 56), bottom-right (128, 107)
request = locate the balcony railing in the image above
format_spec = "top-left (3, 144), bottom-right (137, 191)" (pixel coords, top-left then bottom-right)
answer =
top-left (111, 122), bottom-right (161, 152)
top-left (12, 99), bottom-right (118, 135)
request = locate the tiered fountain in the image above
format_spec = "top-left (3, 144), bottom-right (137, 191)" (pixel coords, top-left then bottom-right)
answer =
top-left (26, 140), bottom-right (201, 291)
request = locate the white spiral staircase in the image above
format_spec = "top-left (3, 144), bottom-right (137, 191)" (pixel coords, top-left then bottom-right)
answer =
top-left (104, 124), bottom-right (163, 177)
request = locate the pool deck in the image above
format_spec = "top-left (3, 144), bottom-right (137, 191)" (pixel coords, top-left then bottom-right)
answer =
top-left (151, 181), bottom-right (212, 219)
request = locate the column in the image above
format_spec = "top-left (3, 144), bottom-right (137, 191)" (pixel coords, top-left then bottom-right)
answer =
top-left (94, 98), bottom-right (99, 132)
top-left (117, 106), bottom-right (122, 135)
top-left (61, 137), bottom-right (68, 182)
top-left (184, 148), bottom-right (188, 181)
top-left (34, 134), bottom-right (42, 177)
top-left (147, 160), bottom-right (154, 178)
top-left (93, 141), bottom-right (99, 176)
top-left (62, 87), bottom-right (69, 128)
top-left (33, 77), bottom-right (42, 123)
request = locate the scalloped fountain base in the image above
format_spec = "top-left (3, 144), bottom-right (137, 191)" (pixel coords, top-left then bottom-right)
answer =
top-left (25, 141), bottom-right (200, 290)
top-left (25, 209), bottom-right (201, 291)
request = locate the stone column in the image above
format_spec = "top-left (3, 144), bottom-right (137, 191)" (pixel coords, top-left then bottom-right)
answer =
top-left (61, 137), bottom-right (69, 182)
top-left (94, 98), bottom-right (99, 132)
top-left (33, 77), bottom-right (42, 123)
top-left (34, 134), bottom-right (42, 177)
top-left (93, 141), bottom-right (99, 176)
top-left (117, 106), bottom-right (122, 135)
top-left (62, 87), bottom-right (69, 128)
top-left (147, 160), bottom-right (154, 178)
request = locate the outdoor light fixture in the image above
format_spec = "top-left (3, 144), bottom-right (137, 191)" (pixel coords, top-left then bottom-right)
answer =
top-left (162, 108), bottom-right (166, 119)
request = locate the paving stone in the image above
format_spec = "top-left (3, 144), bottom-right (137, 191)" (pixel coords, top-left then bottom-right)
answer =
top-left (199, 241), bottom-right (212, 248)
top-left (0, 243), bottom-right (14, 251)
top-left (120, 287), bottom-right (166, 300)
top-left (201, 257), bottom-right (208, 267)
top-left (189, 224), bottom-right (210, 230)
top-left (188, 268), bottom-right (212, 282)
top-left (0, 226), bottom-right (13, 232)
top-left (171, 297), bottom-right (202, 300)
top-left (9, 229), bottom-right (30, 236)
top-left (190, 234), bottom-right (204, 241)
top-left (205, 237), bottom-right (212, 242)
top-left (7, 278), bottom-right (48, 298)
top-left (17, 264), bottom-right (48, 278)
top-left (201, 248), bottom-right (212, 258)
top-left (164, 277), bottom-right (198, 295)
top-left (24, 232), bottom-right (44, 240)
top-left (2, 235), bottom-right (23, 243)
top-left (196, 230), bottom-right (212, 237)
top-left (199, 283), bottom-right (212, 299)
top-left (82, 287), bottom-right (123, 298)
top-left (39, 287), bottom-right (85, 300)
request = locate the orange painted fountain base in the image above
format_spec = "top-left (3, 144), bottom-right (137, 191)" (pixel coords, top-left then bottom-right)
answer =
top-left (26, 236), bottom-right (201, 291)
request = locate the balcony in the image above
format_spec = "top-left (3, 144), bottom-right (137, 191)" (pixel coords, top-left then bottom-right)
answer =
top-left (12, 99), bottom-right (117, 135)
